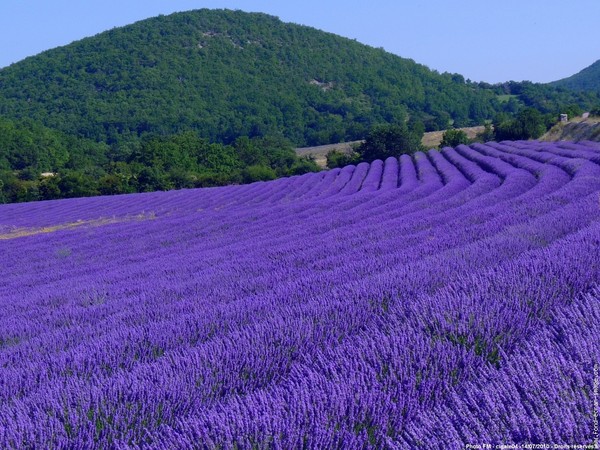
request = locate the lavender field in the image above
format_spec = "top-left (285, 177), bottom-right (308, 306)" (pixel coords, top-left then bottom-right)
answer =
top-left (1, 140), bottom-right (599, 449)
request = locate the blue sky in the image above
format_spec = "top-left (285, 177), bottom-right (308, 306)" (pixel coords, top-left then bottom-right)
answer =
top-left (1, 0), bottom-right (598, 83)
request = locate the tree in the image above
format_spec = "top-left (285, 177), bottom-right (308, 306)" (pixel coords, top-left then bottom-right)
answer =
top-left (356, 124), bottom-right (423, 162)
top-left (0, 178), bottom-right (6, 204)
top-left (326, 149), bottom-right (358, 169)
top-left (439, 129), bottom-right (470, 148)
top-left (495, 108), bottom-right (547, 141)
top-left (38, 176), bottom-right (62, 200)
top-left (242, 165), bottom-right (277, 183)
top-left (288, 156), bottom-right (320, 175)
top-left (58, 172), bottom-right (99, 198)
top-left (136, 167), bottom-right (172, 192)
top-left (474, 123), bottom-right (495, 143)
top-left (562, 104), bottom-right (583, 120)
top-left (521, 111), bottom-right (545, 138)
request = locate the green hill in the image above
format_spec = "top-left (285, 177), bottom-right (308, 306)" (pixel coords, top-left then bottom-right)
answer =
top-left (0, 9), bottom-right (598, 204)
top-left (550, 59), bottom-right (600, 93)
top-left (0, 9), bottom-right (504, 147)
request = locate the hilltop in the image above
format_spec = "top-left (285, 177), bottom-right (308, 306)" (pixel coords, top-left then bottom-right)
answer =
top-left (550, 59), bottom-right (600, 93)
top-left (0, 9), bottom-right (503, 148)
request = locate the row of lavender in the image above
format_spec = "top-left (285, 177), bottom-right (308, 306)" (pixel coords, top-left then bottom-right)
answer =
top-left (0, 140), bottom-right (599, 449)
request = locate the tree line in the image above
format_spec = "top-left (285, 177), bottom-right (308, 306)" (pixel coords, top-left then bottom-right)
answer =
top-left (325, 107), bottom-right (591, 169)
top-left (0, 118), bottom-right (318, 203)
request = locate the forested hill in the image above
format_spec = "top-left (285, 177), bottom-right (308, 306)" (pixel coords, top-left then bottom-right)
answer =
top-left (1, 9), bottom-right (598, 204)
top-left (0, 9), bottom-right (503, 147)
top-left (550, 59), bottom-right (600, 93)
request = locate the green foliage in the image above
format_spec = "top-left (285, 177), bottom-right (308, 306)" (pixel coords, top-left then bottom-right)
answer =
top-left (38, 176), bottom-right (62, 200)
top-left (0, 9), bottom-right (512, 150)
top-left (0, 172), bottom-right (32, 203)
top-left (0, 120), bottom-right (319, 203)
top-left (439, 129), bottom-right (470, 148)
top-left (57, 172), bottom-right (100, 198)
top-left (242, 165), bottom-right (277, 183)
top-left (474, 123), bottom-right (495, 143)
top-left (356, 124), bottom-right (423, 162)
top-left (288, 156), bottom-right (320, 176)
top-left (326, 149), bottom-right (359, 169)
top-left (590, 107), bottom-right (600, 117)
top-left (407, 116), bottom-right (426, 136)
top-left (0, 117), bottom-right (107, 173)
top-left (494, 108), bottom-right (548, 141)
top-left (550, 59), bottom-right (600, 93)
top-left (561, 104), bottom-right (583, 119)
top-left (497, 81), bottom-right (598, 115)
top-left (0, 9), bottom-right (597, 203)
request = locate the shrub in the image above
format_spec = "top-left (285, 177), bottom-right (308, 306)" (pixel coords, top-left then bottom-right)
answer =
top-left (439, 129), bottom-right (470, 148)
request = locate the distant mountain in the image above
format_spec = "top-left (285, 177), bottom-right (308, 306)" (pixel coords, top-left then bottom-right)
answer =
top-left (0, 9), bottom-right (505, 148)
top-left (550, 59), bottom-right (600, 93)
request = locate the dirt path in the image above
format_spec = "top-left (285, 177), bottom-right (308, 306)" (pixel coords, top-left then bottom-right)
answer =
top-left (295, 126), bottom-right (486, 168)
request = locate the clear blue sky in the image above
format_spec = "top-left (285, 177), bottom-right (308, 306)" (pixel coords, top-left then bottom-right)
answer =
top-left (1, 0), bottom-right (598, 83)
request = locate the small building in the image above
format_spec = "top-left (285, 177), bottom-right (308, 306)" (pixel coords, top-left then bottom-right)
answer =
top-left (559, 114), bottom-right (568, 123)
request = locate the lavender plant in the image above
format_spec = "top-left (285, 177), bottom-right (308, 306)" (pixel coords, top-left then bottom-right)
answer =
top-left (0, 141), bottom-right (599, 449)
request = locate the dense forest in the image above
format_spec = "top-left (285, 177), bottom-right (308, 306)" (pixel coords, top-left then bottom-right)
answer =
top-left (0, 9), bottom-right (598, 203)
top-left (3, 8), bottom-right (597, 146)
top-left (0, 116), bottom-right (317, 203)
top-left (0, 9), bottom-right (503, 147)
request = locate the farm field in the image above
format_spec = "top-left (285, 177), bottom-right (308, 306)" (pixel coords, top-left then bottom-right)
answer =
top-left (1, 140), bottom-right (600, 448)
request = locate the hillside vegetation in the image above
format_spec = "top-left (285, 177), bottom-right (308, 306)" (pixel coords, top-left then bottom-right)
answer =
top-left (0, 115), bottom-right (318, 203)
top-left (540, 114), bottom-right (600, 142)
top-left (0, 9), bottom-right (504, 147)
top-left (1, 9), bottom-right (596, 146)
top-left (550, 59), bottom-right (600, 93)
top-left (0, 9), bottom-right (598, 204)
